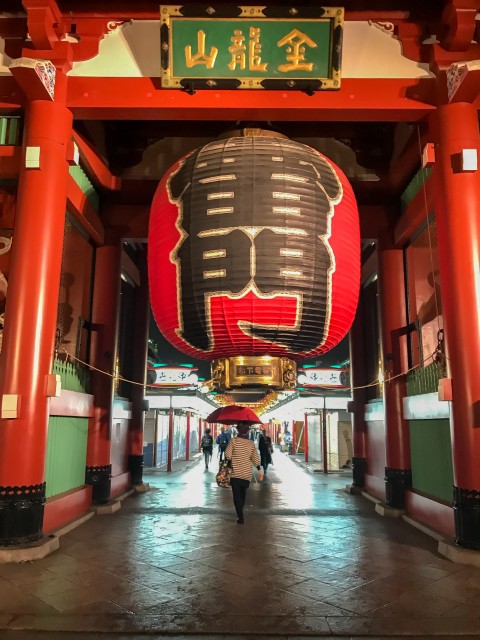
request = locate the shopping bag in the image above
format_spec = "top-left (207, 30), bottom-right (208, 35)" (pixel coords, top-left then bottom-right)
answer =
top-left (216, 460), bottom-right (232, 488)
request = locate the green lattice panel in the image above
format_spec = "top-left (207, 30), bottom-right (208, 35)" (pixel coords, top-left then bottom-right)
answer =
top-left (69, 164), bottom-right (100, 211)
top-left (401, 167), bottom-right (432, 211)
top-left (53, 359), bottom-right (89, 393)
top-left (407, 362), bottom-right (440, 396)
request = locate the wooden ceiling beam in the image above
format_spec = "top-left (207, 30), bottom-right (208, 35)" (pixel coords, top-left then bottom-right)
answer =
top-left (72, 129), bottom-right (121, 191)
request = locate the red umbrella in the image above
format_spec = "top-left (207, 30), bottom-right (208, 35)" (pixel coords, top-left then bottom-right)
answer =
top-left (206, 405), bottom-right (262, 425)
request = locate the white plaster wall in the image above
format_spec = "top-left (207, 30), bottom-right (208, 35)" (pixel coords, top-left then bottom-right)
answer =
top-left (63, 20), bottom-right (433, 79)
top-left (307, 414), bottom-right (322, 463)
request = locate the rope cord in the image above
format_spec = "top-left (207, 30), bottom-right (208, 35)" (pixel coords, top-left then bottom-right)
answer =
top-left (416, 126), bottom-right (442, 336)
top-left (59, 346), bottom-right (444, 396)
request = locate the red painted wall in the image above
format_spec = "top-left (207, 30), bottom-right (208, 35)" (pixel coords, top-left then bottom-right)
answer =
top-left (43, 486), bottom-right (93, 533)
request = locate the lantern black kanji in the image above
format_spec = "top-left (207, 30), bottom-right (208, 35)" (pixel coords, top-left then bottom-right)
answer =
top-left (149, 135), bottom-right (360, 360)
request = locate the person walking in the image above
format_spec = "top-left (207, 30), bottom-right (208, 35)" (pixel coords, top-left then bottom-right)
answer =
top-left (225, 422), bottom-right (264, 524)
top-left (216, 426), bottom-right (231, 462)
top-left (258, 428), bottom-right (273, 475)
top-left (201, 428), bottom-right (214, 470)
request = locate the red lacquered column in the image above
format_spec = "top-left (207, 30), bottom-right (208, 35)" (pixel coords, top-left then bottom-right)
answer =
top-left (167, 408), bottom-right (174, 472)
top-left (431, 103), bottom-right (480, 549)
top-left (303, 414), bottom-right (309, 463)
top-left (86, 241), bottom-right (122, 504)
top-left (198, 418), bottom-right (203, 451)
top-left (377, 244), bottom-right (411, 507)
top-left (185, 411), bottom-right (191, 461)
top-left (0, 99), bottom-right (72, 545)
top-left (349, 297), bottom-right (367, 488)
top-left (129, 251), bottom-right (149, 485)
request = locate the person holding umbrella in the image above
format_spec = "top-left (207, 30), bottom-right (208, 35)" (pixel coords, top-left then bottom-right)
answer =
top-left (225, 422), bottom-right (264, 524)
top-left (207, 404), bottom-right (263, 524)
top-left (206, 405), bottom-right (264, 524)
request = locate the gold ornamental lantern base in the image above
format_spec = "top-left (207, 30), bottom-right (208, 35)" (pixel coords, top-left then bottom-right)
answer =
top-left (211, 356), bottom-right (296, 392)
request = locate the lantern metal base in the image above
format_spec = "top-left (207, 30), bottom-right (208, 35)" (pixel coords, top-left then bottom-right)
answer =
top-left (212, 356), bottom-right (296, 392)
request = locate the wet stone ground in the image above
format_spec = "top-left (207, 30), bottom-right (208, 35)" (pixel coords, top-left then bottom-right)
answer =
top-left (1, 448), bottom-right (480, 639)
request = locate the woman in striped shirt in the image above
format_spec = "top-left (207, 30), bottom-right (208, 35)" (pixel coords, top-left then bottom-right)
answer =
top-left (225, 422), bottom-right (264, 524)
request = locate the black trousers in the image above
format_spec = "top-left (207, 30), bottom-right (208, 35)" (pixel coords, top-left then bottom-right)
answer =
top-left (230, 477), bottom-right (250, 519)
top-left (260, 451), bottom-right (271, 472)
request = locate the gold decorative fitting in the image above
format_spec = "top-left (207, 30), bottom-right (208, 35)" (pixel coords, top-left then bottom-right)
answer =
top-left (239, 6), bottom-right (267, 18)
top-left (211, 356), bottom-right (297, 391)
top-left (217, 128), bottom-right (287, 140)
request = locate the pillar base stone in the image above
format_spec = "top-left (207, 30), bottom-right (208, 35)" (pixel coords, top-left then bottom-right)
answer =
top-left (346, 484), bottom-right (363, 495)
top-left (134, 482), bottom-right (150, 493)
top-left (93, 500), bottom-right (121, 515)
top-left (401, 514), bottom-right (444, 542)
top-left (0, 535), bottom-right (59, 563)
top-left (375, 503), bottom-right (406, 518)
top-left (438, 539), bottom-right (480, 567)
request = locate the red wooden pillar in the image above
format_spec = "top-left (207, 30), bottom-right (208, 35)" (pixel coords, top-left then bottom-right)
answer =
top-left (432, 102), bottom-right (480, 549)
top-left (303, 414), bottom-right (309, 463)
top-left (291, 419), bottom-right (296, 455)
top-left (322, 399), bottom-right (328, 474)
top-left (377, 243), bottom-right (411, 507)
top-left (185, 411), bottom-right (191, 461)
top-left (167, 408), bottom-right (174, 472)
top-left (198, 418), bottom-right (203, 451)
top-left (128, 250), bottom-right (149, 486)
top-left (349, 296), bottom-right (368, 488)
top-left (0, 97), bottom-right (72, 545)
top-left (86, 240), bottom-right (122, 504)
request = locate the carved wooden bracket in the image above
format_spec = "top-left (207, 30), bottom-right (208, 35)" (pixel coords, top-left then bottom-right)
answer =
top-left (447, 59), bottom-right (480, 102)
top-left (10, 57), bottom-right (56, 100)
top-left (12, 0), bottom-right (112, 72)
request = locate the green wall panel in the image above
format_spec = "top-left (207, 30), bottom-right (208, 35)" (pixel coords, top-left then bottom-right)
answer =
top-left (45, 416), bottom-right (88, 498)
top-left (409, 418), bottom-right (453, 503)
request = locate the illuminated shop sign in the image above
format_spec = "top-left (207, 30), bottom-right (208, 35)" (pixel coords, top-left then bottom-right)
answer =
top-left (160, 5), bottom-right (343, 90)
top-left (210, 356), bottom-right (297, 390)
top-left (297, 368), bottom-right (349, 388)
top-left (150, 367), bottom-right (199, 387)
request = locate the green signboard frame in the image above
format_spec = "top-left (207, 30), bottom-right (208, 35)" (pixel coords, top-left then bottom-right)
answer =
top-left (160, 5), bottom-right (343, 91)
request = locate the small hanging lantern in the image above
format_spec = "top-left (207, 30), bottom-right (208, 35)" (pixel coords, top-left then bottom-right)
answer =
top-left (149, 133), bottom-right (360, 384)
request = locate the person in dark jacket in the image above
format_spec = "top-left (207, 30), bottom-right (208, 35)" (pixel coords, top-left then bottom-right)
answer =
top-left (216, 426), bottom-right (231, 461)
top-left (258, 429), bottom-right (273, 475)
top-left (201, 428), bottom-right (214, 470)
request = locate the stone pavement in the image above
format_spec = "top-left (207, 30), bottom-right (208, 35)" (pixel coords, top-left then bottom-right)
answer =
top-left (1, 448), bottom-right (480, 639)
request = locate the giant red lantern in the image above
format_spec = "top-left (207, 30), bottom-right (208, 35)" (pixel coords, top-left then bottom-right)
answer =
top-left (148, 134), bottom-right (360, 362)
